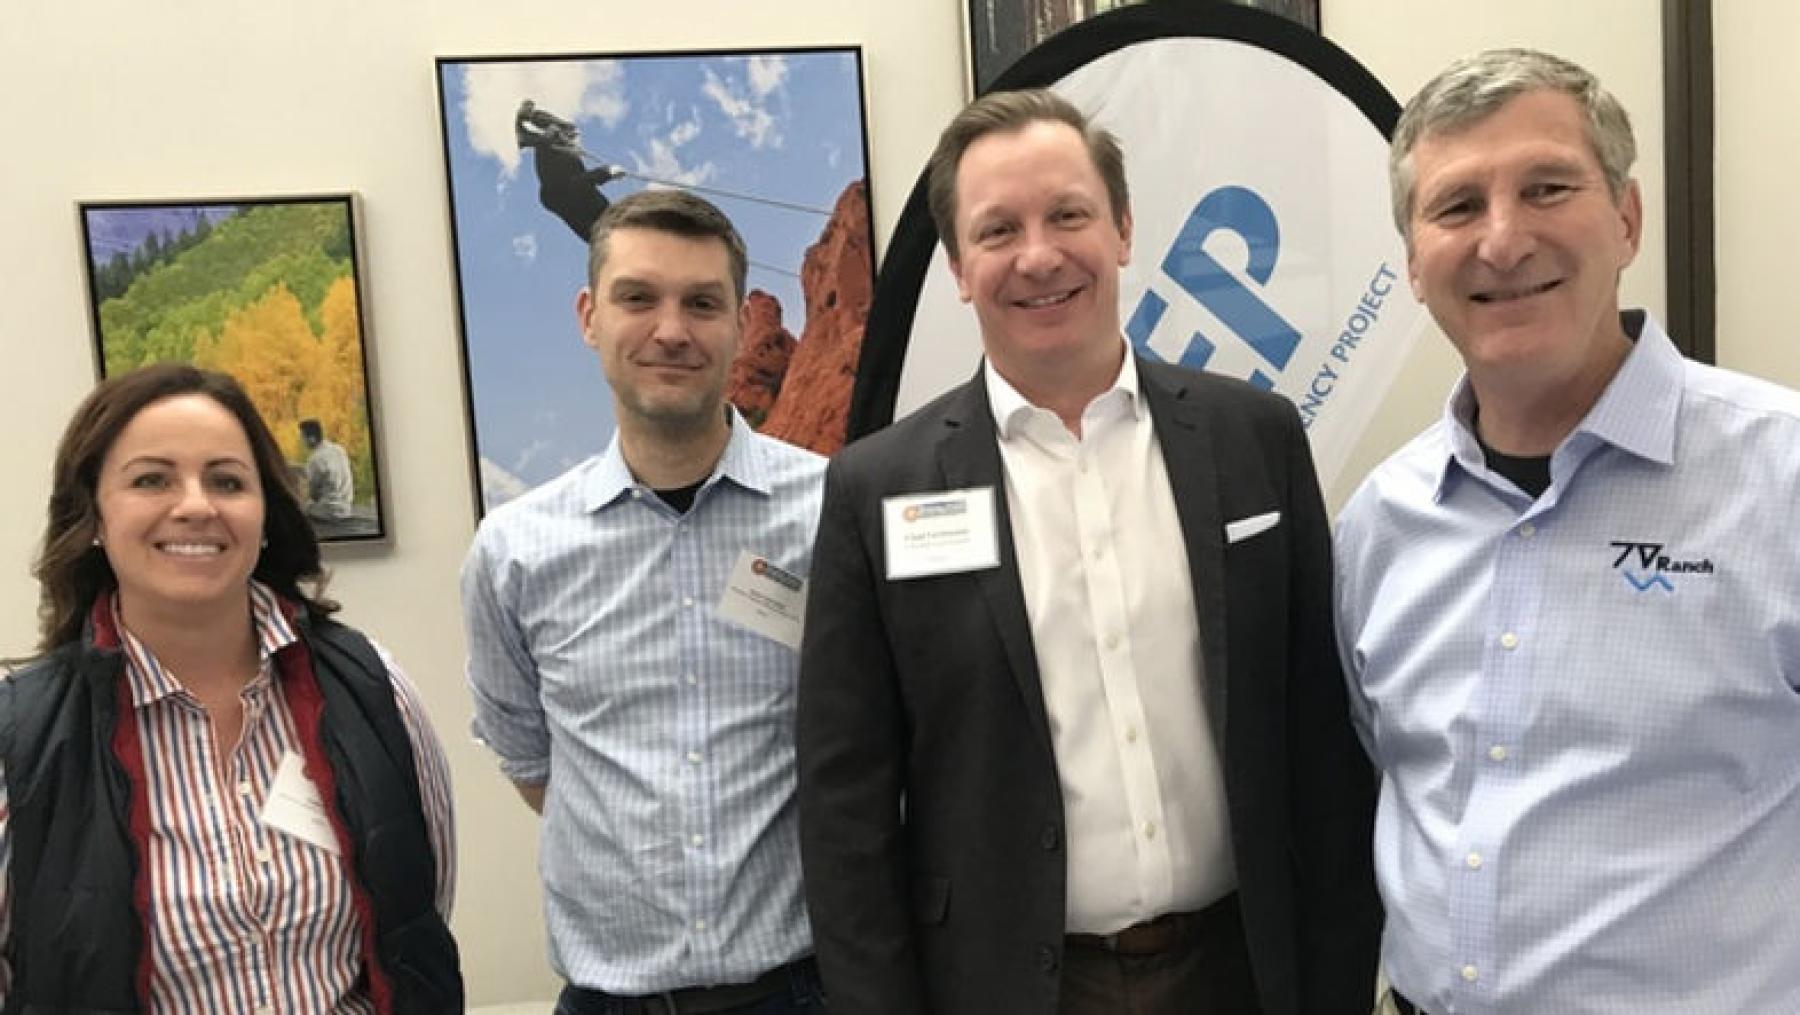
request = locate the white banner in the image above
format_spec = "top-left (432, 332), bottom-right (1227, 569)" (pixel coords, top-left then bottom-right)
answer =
top-left (859, 7), bottom-right (1429, 490)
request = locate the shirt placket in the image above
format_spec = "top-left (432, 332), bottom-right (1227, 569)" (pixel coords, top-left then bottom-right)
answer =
top-left (1070, 437), bottom-right (1172, 909)
top-left (668, 507), bottom-right (720, 982)
top-left (1453, 504), bottom-right (1548, 1011)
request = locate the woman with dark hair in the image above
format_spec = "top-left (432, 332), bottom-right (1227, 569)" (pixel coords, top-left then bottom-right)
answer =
top-left (2, 363), bottom-right (461, 1013)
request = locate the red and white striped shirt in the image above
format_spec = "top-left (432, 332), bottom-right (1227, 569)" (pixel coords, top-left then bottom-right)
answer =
top-left (0, 583), bottom-right (456, 1013)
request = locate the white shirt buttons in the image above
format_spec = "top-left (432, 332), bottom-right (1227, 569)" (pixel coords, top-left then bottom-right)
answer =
top-left (1465, 852), bottom-right (1484, 870)
top-left (1461, 964), bottom-right (1479, 983)
top-left (1500, 631), bottom-right (1520, 650)
top-left (1489, 744), bottom-right (1509, 762)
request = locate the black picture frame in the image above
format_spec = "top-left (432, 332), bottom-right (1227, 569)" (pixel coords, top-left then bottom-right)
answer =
top-left (965, 0), bottom-right (1320, 95)
top-left (77, 194), bottom-right (390, 544)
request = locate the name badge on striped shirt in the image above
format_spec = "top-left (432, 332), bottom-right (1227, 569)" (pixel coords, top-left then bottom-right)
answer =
top-left (719, 549), bottom-right (808, 649)
top-left (261, 750), bottom-right (341, 855)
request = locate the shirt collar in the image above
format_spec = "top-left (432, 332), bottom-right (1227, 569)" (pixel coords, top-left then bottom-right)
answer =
top-left (581, 406), bottom-right (771, 513)
top-left (117, 580), bottom-right (295, 708)
top-left (1431, 311), bottom-right (1683, 502)
top-left (984, 339), bottom-right (1143, 440)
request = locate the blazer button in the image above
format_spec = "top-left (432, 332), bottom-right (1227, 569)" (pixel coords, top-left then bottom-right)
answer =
top-left (1040, 824), bottom-right (1061, 851)
top-left (1037, 944), bottom-right (1059, 973)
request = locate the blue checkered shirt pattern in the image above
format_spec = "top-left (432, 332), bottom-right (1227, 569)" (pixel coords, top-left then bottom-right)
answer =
top-left (1335, 314), bottom-right (1800, 1014)
top-left (462, 412), bottom-right (825, 994)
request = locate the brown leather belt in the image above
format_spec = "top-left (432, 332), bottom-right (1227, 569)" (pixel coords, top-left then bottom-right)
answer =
top-left (562, 957), bottom-right (818, 1014)
top-left (1066, 892), bottom-right (1241, 957)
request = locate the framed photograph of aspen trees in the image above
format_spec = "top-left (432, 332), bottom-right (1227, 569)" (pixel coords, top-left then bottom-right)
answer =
top-left (77, 194), bottom-right (388, 542)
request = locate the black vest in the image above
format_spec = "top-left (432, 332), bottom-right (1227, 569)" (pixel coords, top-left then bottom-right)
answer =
top-left (0, 616), bottom-right (462, 1014)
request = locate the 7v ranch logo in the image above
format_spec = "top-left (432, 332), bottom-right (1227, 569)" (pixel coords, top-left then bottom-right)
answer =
top-left (1609, 540), bottom-right (1715, 593)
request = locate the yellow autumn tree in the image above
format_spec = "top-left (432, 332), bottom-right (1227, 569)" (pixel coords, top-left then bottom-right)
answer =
top-left (196, 284), bottom-right (320, 464)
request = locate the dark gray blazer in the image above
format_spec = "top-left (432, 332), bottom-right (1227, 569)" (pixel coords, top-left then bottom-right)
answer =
top-left (797, 357), bottom-right (1380, 1014)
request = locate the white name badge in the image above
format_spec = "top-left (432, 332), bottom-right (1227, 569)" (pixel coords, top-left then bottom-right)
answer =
top-left (260, 750), bottom-right (341, 855)
top-left (718, 549), bottom-right (808, 650)
top-left (882, 487), bottom-right (1001, 580)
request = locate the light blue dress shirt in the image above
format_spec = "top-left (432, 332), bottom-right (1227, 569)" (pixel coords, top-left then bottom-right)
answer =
top-left (462, 411), bottom-right (826, 994)
top-left (1335, 315), bottom-right (1800, 1014)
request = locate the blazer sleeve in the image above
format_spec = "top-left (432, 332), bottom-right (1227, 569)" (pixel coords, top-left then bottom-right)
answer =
top-left (795, 454), bottom-right (927, 1015)
top-left (1279, 409), bottom-right (1384, 1013)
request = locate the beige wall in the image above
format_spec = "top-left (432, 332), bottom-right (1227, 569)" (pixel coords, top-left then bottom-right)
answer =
top-left (0, 0), bottom-right (1778, 1006)
top-left (1715, 0), bottom-right (1800, 390)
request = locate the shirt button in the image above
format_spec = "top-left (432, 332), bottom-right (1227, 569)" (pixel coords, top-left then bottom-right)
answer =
top-left (1040, 824), bottom-right (1061, 851)
top-left (236, 780), bottom-right (255, 796)
top-left (1461, 964), bottom-right (1479, 983)
top-left (1499, 631), bottom-right (1519, 650)
top-left (1124, 726), bottom-right (1139, 744)
top-left (254, 1007), bottom-right (275, 1015)
top-left (691, 834), bottom-right (704, 847)
top-left (1489, 744), bottom-right (1509, 762)
top-left (687, 751), bottom-right (703, 764)
top-left (1465, 852), bottom-right (1483, 870)
top-left (694, 919), bottom-right (707, 930)
top-left (682, 596), bottom-right (695, 608)
top-left (685, 673), bottom-right (698, 686)
top-left (1518, 523), bottom-right (1536, 538)
top-left (1143, 821), bottom-right (1158, 840)
top-left (1104, 633), bottom-right (1120, 651)
top-left (1037, 944), bottom-right (1059, 973)
top-left (254, 848), bottom-right (272, 864)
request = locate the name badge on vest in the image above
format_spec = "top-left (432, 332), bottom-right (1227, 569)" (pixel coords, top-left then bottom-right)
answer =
top-left (718, 549), bottom-right (807, 649)
top-left (261, 749), bottom-right (341, 854)
top-left (882, 487), bottom-right (1001, 580)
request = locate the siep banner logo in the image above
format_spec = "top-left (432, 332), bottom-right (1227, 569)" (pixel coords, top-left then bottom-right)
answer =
top-left (1126, 184), bottom-right (1400, 431)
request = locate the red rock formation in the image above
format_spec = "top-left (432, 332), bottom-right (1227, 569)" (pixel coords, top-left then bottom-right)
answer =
top-left (727, 290), bottom-right (796, 427)
top-left (762, 179), bottom-right (874, 455)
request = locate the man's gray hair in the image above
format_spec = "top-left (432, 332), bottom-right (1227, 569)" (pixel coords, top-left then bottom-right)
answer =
top-left (1389, 48), bottom-right (1636, 238)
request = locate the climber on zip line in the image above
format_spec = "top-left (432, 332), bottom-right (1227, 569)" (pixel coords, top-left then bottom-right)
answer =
top-left (516, 100), bottom-right (626, 242)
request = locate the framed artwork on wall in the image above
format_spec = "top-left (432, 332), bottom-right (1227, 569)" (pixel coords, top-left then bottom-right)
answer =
top-left (436, 46), bottom-right (876, 516)
top-left (966, 0), bottom-right (1320, 94)
top-left (77, 194), bottom-right (388, 543)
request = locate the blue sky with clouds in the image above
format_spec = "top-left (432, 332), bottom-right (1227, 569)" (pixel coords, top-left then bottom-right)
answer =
top-left (440, 49), bottom-right (869, 508)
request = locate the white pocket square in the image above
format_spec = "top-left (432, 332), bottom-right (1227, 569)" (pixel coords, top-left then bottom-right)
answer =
top-left (1224, 511), bottom-right (1281, 544)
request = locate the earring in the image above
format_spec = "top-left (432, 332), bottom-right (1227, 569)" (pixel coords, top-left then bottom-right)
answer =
top-left (261, 536), bottom-right (269, 548)
top-left (91, 535), bottom-right (103, 548)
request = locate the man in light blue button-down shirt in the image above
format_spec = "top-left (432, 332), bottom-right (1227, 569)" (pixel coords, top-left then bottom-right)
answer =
top-left (1337, 49), bottom-right (1800, 1015)
top-left (461, 190), bottom-right (828, 1013)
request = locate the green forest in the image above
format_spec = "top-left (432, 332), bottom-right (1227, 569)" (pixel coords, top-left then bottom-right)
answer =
top-left (92, 203), bottom-right (375, 504)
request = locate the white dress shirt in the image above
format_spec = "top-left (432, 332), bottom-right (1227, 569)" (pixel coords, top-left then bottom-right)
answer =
top-left (986, 350), bottom-right (1235, 935)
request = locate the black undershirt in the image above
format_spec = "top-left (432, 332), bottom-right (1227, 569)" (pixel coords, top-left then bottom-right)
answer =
top-left (653, 479), bottom-right (706, 513)
top-left (1478, 440), bottom-right (1552, 499)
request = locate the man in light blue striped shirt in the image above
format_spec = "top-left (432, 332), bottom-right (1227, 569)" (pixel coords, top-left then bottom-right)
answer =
top-left (1337, 49), bottom-right (1800, 1014)
top-left (461, 189), bottom-right (828, 1012)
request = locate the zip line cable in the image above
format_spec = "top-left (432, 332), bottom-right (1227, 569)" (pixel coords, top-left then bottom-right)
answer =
top-left (574, 146), bottom-right (836, 218)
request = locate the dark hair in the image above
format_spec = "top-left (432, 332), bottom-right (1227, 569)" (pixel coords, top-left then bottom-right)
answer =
top-left (299, 419), bottom-right (323, 441)
top-left (587, 188), bottom-right (749, 303)
top-left (926, 88), bottom-right (1129, 259)
top-left (32, 363), bottom-right (336, 652)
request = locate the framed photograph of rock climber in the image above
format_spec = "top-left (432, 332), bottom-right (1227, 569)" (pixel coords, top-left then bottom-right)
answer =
top-left (965, 0), bottom-right (1319, 95)
top-left (76, 194), bottom-right (390, 544)
top-left (435, 46), bottom-right (876, 515)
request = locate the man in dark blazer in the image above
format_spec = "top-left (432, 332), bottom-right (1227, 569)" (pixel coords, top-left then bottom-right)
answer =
top-left (796, 89), bottom-right (1379, 1014)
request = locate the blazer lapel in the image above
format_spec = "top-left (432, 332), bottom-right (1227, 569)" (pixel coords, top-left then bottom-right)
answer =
top-left (1141, 361), bottom-right (1230, 749)
top-left (934, 374), bottom-right (1057, 764)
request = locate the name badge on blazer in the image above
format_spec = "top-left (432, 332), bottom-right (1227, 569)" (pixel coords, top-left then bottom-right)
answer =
top-left (883, 487), bottom-right (1001, 580)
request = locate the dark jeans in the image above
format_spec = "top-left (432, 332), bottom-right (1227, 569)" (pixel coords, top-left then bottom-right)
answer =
top-left (553, 961), bottom-right (827, 1015)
